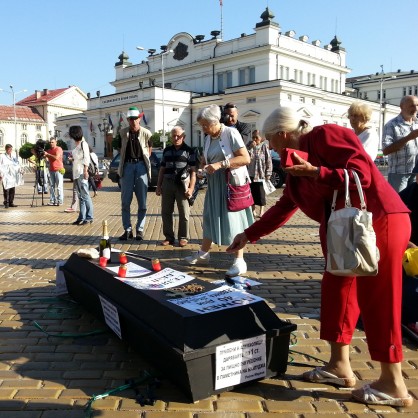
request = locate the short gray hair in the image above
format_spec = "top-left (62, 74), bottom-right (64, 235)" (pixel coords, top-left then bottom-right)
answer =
top-left (197, 104), bottom-right (221, 124)
top-left (263, 107), bottom-right (312, 137)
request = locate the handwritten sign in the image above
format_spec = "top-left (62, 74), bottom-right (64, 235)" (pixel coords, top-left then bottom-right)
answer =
top-left (168, 285), bottom-right (263, 313)
top-left (215, 334), bottom-right (266, 389)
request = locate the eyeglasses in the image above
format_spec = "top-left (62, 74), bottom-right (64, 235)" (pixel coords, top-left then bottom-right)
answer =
top-left (128, 117), bottom-right (138, 121)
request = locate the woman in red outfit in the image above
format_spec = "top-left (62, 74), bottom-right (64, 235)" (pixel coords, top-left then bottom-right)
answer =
top-left (227, 107), bottom-right (413, 407)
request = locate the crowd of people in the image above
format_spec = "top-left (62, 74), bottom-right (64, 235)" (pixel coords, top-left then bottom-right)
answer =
top-left (1, 96), bottom-right (418, 407)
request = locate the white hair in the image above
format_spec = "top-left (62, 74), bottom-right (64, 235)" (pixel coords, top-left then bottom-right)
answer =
top-left (196, 104), bottom-right (221, 124)
top-left (263, 107), bottom-right (312, 137)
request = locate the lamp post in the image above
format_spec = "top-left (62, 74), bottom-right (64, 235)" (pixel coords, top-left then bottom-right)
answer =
top-left (98, 118), bottom-right (110, 157)
top-left (137, 46), bottom-right (173, 148)
top-left (0, 86), bottom-right (27, 156)
top-left (378, 68), bottom-right (396, 148)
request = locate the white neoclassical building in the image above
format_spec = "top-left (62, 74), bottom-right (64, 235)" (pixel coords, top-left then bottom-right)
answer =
top-left (73, 7), bottom-right (405, 156)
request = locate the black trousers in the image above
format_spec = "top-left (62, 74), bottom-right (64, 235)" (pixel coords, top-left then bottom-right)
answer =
top-left (3, 186), bottom-right (15, 206)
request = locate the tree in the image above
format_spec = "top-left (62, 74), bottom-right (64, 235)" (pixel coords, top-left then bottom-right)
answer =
top-left (19, 143), bottom-right (34, 160)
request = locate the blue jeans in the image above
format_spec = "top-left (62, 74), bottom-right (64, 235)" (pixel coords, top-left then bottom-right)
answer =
top-left (388, 172), bottom-right (415, 193)
top-left (120, 161), bottom-right (148, 231)
top-left (49, 171), bottom-right (64, 204)
top-left (75, 175), bottom-right (94, 221)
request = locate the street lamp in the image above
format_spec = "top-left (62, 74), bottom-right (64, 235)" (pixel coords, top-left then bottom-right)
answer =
top-left (137, 46), bottom-right (173, 148)
top-left (378, 68), bottom-right (396, 148)
top-left (0, 86), bottom-right (27, 156)
top-left (98, 118), bottom-right (110, 157)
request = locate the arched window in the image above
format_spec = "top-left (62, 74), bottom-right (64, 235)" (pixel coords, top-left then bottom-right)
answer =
top-left (20, 133), bottom-right (28, 146)
top-left (36, 134), bottom-right (43, 140)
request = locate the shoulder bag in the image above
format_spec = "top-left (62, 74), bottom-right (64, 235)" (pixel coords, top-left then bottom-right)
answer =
top-left (326, 169), bottom-right (380, 276)
top-left (226, 169), bottom-right (254, 212)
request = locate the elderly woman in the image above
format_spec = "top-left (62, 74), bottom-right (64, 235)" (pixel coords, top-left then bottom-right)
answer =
top-left (248, 130), bottom-right (272, 218)
top-left (348, 101), bottom-right (379, 161)
top-left (228, 106), bottom-right (413, 407)
top-left (184, 104), bottom-right (253, 276)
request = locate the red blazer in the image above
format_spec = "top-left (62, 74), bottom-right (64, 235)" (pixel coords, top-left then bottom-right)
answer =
top-left (245, 124), bottom-right (409, 243)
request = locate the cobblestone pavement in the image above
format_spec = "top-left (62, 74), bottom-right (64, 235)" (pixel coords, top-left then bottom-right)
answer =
top-left (0, 173), bottom-right (416, 417)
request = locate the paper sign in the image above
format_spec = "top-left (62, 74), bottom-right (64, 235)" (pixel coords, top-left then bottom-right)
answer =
top-left (106, 262), bottom-right (151, 278)
top-left (99, 295), bottom-right (122, 339)
top-left (215, 334), bottom-right (266, 389)
top-left (168, 285), bottom-right (264, 313)
top-left (55, 261), bottom-right (68, 295)
top-left (116, 268), bottom-right (194, 290)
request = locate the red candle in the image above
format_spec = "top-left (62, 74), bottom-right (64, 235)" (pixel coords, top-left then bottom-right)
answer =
top-left (152, 258), bottom-right (162, 271)
top-left (119, 252), bottom-right (128, 264)
top-left (99, 257), bottom-right (108, 267)
top-left (118, 264), bottom-right (127, 278)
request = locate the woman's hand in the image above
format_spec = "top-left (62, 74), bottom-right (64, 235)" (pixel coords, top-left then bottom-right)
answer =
top-left (226, 232), bottom-right (249, 253)
top-left (204, 162), bottom-right (222, 175)
top-left (156, 185), bottom-right (162, 196)
top-left (285, 153), bottom-right (319, 177)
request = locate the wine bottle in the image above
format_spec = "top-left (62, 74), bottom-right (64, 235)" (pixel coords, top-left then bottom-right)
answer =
top-left (99, 220), bottom-right (111, 259)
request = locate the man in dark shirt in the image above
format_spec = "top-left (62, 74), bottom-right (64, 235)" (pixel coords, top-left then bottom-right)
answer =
top-left (223, 102), bottom-right (252, 146)
top-left (156, 126), bottom-right (197, 247)
top-left (117, 106), bottom-right (152, 241)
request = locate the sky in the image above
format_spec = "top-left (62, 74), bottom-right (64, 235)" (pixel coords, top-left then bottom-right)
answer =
top-left (1, 0), bottom-right (416, 105)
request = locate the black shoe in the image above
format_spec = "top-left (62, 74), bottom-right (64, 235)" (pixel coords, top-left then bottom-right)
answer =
top-left (81, 220), bottom-right (93, 225)
top-left (72, 220), bottom-right (84, 225)
top-left (136, 231), bottom-right (144, 241)
top-left (9, 204), bottom-right (18, 208)
top-left (119, 230), bottom-right (134, 241)
top-left (4, 205), bottom-right (9, 209)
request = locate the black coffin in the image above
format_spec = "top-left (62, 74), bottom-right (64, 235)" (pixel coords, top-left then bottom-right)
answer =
top-left (62, 253), bottom-right (296, 401)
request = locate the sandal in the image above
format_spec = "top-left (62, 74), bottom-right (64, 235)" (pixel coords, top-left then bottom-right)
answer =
top-left (303, 367), bottom-right (356, 388)
top-left (352, 384), bottom-right (413, 407)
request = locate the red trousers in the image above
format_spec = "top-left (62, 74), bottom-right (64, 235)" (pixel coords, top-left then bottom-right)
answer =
top-left (320, 213), bottom-right (410, 363)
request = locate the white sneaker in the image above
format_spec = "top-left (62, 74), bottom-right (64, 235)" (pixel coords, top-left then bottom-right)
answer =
top-left (225, 258), bottom-right (247, 276)
top-left (184, 251), bottom-right (210, 265)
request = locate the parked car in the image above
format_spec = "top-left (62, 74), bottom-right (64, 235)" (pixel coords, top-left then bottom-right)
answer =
top-left (270, 150), bottom-right (286, 188)
top-left (63, 150), bottom-right (108, 181)
top-left (108, 149), bottom-right (163, 189)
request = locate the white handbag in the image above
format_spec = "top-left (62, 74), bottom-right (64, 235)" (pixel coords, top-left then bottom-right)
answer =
top-left (263, 179), bottom-right (276, 195)
top-left (326, 169), bottom-right (380, 276)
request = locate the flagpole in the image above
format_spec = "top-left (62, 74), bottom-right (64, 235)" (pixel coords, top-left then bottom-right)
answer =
top-left (220, 0), bottom-right (223, 39)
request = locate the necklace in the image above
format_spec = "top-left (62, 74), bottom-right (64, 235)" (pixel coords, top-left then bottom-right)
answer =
top-left (211, 124), bottom-right (223, 140)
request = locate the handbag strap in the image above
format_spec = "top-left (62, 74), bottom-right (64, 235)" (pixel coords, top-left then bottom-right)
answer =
top-left (331, 169), bottom-right (367, 212)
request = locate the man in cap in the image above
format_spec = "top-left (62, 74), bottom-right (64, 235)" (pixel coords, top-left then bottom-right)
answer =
top-left (222, 103), bottom-right (252, 146)
top-left (117, 106), bottom-right (152, 240)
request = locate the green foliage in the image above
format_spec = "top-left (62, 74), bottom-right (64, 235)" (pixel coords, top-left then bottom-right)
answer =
top-left (57, 140), bottom-right (68, 150)
top-left (150, 130), bottom-right (171, 148)
top-left (19, 143), bottom-right (35, 160)
top-left (112, 134), bottom-right (122, 151)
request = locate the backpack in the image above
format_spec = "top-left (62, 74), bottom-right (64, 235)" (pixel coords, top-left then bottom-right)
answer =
top-left (81, 142), bottom-right (98, 176)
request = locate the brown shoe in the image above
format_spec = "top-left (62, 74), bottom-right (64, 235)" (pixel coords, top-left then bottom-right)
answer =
top-left (161, 240), bottom-right (174, 246)
top-left (179, 239), bottom-right (188, 247)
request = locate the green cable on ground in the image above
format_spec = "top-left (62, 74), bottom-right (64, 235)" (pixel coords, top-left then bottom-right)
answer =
top-left (84, 371), bottom-right (154, 418)
top-left (33, 321), bottom-right (107, 339)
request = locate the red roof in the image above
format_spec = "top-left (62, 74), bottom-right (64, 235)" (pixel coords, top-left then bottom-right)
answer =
top-left (16, 88), bottom-right (69, 105)
top-left (0, 105), bottom-right (45, 122)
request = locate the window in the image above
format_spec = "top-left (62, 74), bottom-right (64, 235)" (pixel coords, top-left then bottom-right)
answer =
top-left (21, 124), bottom-right (27, 130)
top-left (415, 86), bottom-right (418, 95)
top-left (238, 66), bottom-right (255, 85)
top-left (299, 96), bottom-right (305, 103)
top-left (217, 71), bottom-right (232, 92)
top-left (36, 134), bottom-right (42, 140)
top-left (20, 133), bottom-right (27, 145)
top-left (312, 98), bottom-right (316, 105)
top-left (0, 130), bottom-right (3, 146)
top-left (287, 94), bottom-right (292, 101)
top-left (280, 66), bottom-right (289, 80)
top-left (403, 87), bottom-right (407, 96)
top-left (36, 125), bottom-right (42, 131)
top-left (409, 86), bottom-right (413, 95)
top-left (377, 90), bottom-right (381, 100)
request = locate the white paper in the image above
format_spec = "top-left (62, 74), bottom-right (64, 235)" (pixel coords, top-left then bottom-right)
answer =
top-left (55, 261), bottom-right (68, 295)
top-left (168, 285), bottom-right (264, 314)
top-left (99, 295), bottom-right (122, 339)
top-left (106, 262), bottom-right (151, 278)
top-left (116, 267), bottom-right (194, 290)
top-left (215, 334), bottom-right (266, 390)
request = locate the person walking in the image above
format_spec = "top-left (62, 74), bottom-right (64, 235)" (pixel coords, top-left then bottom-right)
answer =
top-left (184, 104), bottom-right (253, 277)
top-left (247, 130), bottom-right (272, 218)
top-left (156, 126), bottom-right (197, 247)
top-left (228, 106), bottom-right (413, 407)
top-left (69, 126), bottom-right (94, 225)
top-left (117, 106), bottom-right (152, 241)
